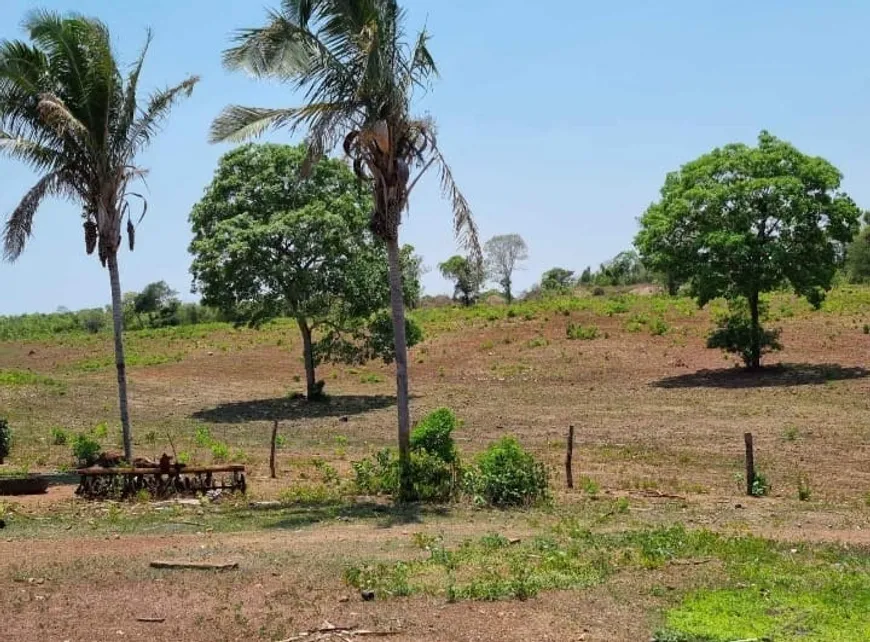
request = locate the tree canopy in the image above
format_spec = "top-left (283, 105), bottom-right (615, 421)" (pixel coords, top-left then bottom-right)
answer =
top-left (189, 143), bottom-right (420, 397)
top-left (845, 214), bottom-right (870, 283)
top-left (484, 234), bottom-right (528, 303)
top-left (439, 255), bottom-right (483, 306)
top-left (540, 268), bottom-right (575, 293)
top-left (636, 131), bottom-right (861, 368)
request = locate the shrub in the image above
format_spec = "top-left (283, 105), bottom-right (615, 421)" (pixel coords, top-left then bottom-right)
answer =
top-left (411, 408), bottom-right (459, 464)
top-left (750, 472), bottom-right (770, 497)
top-left (194, 425), bottom-right (212, 447)
top-left (592, 286), bottom-right (606, 296)
top-left (352, 448), bottom-right (455, 502)
top-left (72, 433), bottom-right (101, 466)
top-left (566, 323), bottom-right (599, 340)
top-left (797, 474), bottom-right (811, 502)
top-left (0, 418), bottom-right (10, 464)
top-left (50, 427), bottom-right (68, 446)
top-left (210, 441), bottom-right (230, 463)
top-left (465, 437), bottom-right (548, 507)
top-left (648, 317), bottom-right (670, 336)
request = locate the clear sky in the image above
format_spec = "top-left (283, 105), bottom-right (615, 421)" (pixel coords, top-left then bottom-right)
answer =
top-left (2, 0), bottom-right (870, 315)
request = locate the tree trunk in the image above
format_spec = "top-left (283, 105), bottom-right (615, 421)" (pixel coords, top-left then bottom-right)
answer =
top-left (297, 319), bottom-right (318, 399)
top-left (386, 238), bottom-right (413, 501)
top-left (748, 290), bottom-right (761, 370)
top-left (107, 252), bottom-right (133, 462)
top-left (505, 277), bottom-right (513, 305)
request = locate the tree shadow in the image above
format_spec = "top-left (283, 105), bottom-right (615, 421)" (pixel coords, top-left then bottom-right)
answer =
top-left (653, 363), bottom-right (870, 390)
top-left (191, 394), bottom-right (396, 424)
top-left (233, 499), bottom-right (448, 531)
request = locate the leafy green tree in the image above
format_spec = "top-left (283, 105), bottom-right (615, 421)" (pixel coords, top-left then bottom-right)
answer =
top-left (484, 234), bottom-right (528, 304)
top-left (595, 250), bottom-right (648, 286)
top-left (541, 268), bottom-right (575, 293)
top-left (133, 281), bottom-right (181, 328)
top-left (845, 216), bottom-right (870, 283)
top-left (439, 255), bottom-right (483, 306)
top-left (189, 144), bottom-right (420, 398)
top-left (0, 12), bottom-right (197, 460)
top-left (212, 1), bottom-right (478, 498)
top-left (579, 266), bottom-right (592, 284)
top-left (636, 131), bottom-right (860, 369)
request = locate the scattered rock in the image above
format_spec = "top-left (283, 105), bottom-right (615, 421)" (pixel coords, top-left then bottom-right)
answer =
top-left (508, 537), bottom-right (522, 545)
top-left (734, 503), bottom-right (743, 509)
top-left (339, 416), bottom-right (349, 423)
top-left (361, 590), bottom-right (375, 601)
top-left (339, 596), bottom-right (350, 603)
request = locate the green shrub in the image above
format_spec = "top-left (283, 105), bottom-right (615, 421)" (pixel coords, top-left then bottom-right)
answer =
top-left (797, 474), bottom-right (811, 502)
top-left (352, 447), bottom-right (455, 502)
top-left (91, 422), bottom-right (108, 439)
top-left (50, 427), bottom-right (69, 446)
top-left (210, 441), bottom-right (230, 463)
top-left (750, 472), bottom-right (770, 497)
top-left (0, 418), bottom-right (10, 464)
top-left (648, 317), bottom-right (670, 336)
top-left (465, 437), bottom-right (548, 507)
top-left (566, 323), bottom-right (599, 340)
top-left (72, 433), bottom-right (101, 466)
top-left (194, 425), bottom-right (212, 447)
top-left (411, 408), bottom-right (459, 464)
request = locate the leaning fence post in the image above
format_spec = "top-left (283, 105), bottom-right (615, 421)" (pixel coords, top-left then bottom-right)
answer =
top-left (565, 425), bottom-right (575, 489)
top-left (744, 432), bottom-right (755, 496)
top-left (270, 420), bottom-right (279, 479)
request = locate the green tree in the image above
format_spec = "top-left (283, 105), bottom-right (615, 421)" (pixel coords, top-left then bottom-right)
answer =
top-left (212, 1), bottom-right (478, 498)
top-left (636, 131), bottom-right (860, 369)
top-left (484, 234), bottom-right (528, 304)
top-left (541, 268), bottom-right (575, 293)
top-left (0, 12), bottom-right (197, 461)
top-left (579, 266), bottom-right (592, 284)
top-left (845, 217), bottom-right (870, 283)
top-left (134, 281), bottom-right (180, 328)
top-left (439, 255), bottom-right (483, 306)
top-left (189, 144), bottom-right (420, 398)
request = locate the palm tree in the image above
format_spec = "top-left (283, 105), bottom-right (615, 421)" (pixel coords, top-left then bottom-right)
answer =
top-left (212, 0), bottom-right (478, 499)
top-left (0, 11), bottom-right (198, 462)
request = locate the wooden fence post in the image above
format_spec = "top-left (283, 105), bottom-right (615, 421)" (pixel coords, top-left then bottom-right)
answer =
top-left (565, 425), bottom-right (575, 489)
top-left (270, 420), bottom-right (279, 479)
top-left (744, 432), bottom-right (754, 496)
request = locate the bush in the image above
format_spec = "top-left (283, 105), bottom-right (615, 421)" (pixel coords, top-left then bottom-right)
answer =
top-left (0, 418), bottom-right (10, 464)
top-left (354, 408), bottom-right (461, 502)
top-left (72, 432), bottom-right (101, 466)
top-left (750, 472), bottom-right (770, 497)
top-left (707, 299), bottom-right (781, 368)
top-left (50, 427), bottom-right (68, 446)
top-left (464, 437), bottom-right (548, 507)
top-left (566, 323), bottom-right (599, 340)
top-left (411, 408), bottom-right (459, 464)
top-left (210, 441), bottom-right (230, 463)
top-left (352, 448), bottom-right (455, 502)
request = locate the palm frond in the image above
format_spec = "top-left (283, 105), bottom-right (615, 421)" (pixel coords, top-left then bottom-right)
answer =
top-left (123, 75), bottom-right (198, 156)
top-left (210, 102), bottom-right (347, 144)
top-left (115, 29), bottom-right (152, 150)
top-left (223, 9), bottom-right (324, 78)
top-left (0, 130), bottom-right (63, 173)
top-left (404, 28), bottom-right (438, 92)
top-left (433, 144), bottom-right (480, 263)
top-left (3, 170), bottom-right (70, 261)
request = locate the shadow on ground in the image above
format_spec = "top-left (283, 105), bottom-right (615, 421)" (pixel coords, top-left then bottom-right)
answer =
top-left (191, 394), bottom-right (396, 423)
top-left (236, 499), bottom-right (448, 530)
top-left (654, 363), bottom-right (869, 390)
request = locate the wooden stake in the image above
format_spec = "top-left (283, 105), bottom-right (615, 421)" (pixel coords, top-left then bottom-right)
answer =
top-left (744, 432), bottom-right (755, 496)
top-left (565, 425), bottom-right (575, 489)
top-left (150, 560), bottom-right (238, 571)
top-left (270, 419), bottom-right (279, 479)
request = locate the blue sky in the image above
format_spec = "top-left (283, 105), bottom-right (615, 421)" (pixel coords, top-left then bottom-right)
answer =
top-left (2, 0), bottom-right (870, 314)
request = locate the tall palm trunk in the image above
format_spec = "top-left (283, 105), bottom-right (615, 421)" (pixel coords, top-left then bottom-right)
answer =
top-left (297, 318), bottom-right (318, 399)
top-left (107, 251), bottom-right (133, 461)
top-left (386, 237), bottom-right (413, 500)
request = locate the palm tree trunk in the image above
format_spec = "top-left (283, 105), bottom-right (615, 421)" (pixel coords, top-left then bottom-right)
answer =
top-left (386, 238), bottom-right (413, 501)
top-left (297, 318), bottom-right (318, 399)
top-left (107, 251), bottom-right (133, 462)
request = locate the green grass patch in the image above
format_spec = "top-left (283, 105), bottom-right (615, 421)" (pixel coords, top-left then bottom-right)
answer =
top-left (0, 369), bottom-right (65, 391)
